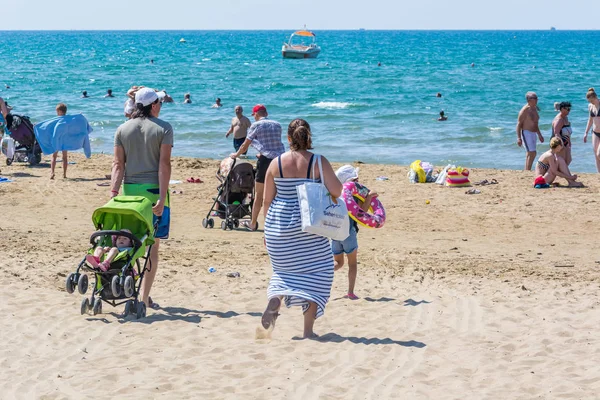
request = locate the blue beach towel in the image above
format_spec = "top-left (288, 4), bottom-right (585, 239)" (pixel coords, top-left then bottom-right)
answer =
top-left (34, 114), bottom-right (92, 157)
top-left (0, 177), bottom-right (12, 183)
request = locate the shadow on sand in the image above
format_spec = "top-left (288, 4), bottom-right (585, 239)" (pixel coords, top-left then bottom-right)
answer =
top-left (313, 333), bottom-right (426, 347)
top-left (363, 297), bottom-right (396, 302)
top-left (403, 299), bottom-right (432, 306)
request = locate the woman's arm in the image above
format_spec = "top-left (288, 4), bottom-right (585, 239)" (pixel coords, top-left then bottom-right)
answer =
top-left (553, 118), bottom-right (564, 137)
top-left (320, 156), bottom-right (343, 198)
top-left (111, 146), bottom-right (126, 197)
top-left (155, 143), bottom-right (172, 216)
top-left (263, 161), bottom-right (277, 217)
top-left (584, 114), bottom-right (593, 143)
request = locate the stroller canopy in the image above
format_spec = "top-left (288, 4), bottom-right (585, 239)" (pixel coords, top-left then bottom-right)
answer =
top-left (92, 196), bottom-right (155, 246)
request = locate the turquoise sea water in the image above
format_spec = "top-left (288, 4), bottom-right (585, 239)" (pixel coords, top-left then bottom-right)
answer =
top-left (2, 30), bottom-right (600, 171)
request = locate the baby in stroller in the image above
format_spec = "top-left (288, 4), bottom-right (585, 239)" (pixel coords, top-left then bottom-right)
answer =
top-left (85, 229), bottom-right (134, 272)
top-left (65, 195), bottom-right (158, 319)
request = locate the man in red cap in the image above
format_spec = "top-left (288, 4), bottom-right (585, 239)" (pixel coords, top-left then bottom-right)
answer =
top-left (230, 104), bottom-right (284, 231)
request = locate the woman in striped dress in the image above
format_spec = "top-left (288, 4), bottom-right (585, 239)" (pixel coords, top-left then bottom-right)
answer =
top-left (261, 119), bottom-right (342, 339)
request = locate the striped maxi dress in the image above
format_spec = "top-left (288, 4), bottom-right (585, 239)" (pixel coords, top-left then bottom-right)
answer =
top-left (264, 163), bottom-right (334, 318)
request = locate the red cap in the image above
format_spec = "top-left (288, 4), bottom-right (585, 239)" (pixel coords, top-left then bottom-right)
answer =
top-left (252, 104), bottom-right (267, 115)
top-left (534, 176), bottom-right (546, 186)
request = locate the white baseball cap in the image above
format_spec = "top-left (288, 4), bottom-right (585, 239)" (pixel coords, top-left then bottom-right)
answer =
top-left (135, 87), bottom-right (166, 107)
top-left (335, 165), bottom-right (359, 183)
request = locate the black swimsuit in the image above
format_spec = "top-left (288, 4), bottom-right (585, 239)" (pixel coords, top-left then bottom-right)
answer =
top-left (590, 105), bottom-right (600, 138)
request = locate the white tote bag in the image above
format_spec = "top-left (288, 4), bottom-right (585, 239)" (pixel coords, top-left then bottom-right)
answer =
top-left (296, 155), bottom-right (350, 241)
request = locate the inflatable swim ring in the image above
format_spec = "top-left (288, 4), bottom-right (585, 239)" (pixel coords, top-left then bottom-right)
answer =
top-left (342, 181), bottom-right (386, 228)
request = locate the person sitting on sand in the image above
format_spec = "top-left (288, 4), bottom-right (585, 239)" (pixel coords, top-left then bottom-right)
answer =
top-left (534, 137), bottom-right (583, 187)
top-left (85, 229), bottom-right (134, 271)
top-left (184, 93), bottom-right (192, 104)
top-left (438, 110), bottom-right (448, 121)
top-left (50, 103), bottom-right (69, 180)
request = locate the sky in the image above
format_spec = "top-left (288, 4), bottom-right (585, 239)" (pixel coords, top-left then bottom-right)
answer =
top-left (1, 0), bottom-right (595, 30)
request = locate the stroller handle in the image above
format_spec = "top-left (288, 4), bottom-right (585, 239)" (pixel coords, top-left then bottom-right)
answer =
top-left (89, 230), bottom-right (144, 249)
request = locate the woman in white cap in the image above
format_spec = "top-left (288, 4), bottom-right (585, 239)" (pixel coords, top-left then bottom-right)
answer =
top-left (332, 165), bottom-right (377, 300)
top-left (110, 87), bottom-right (172, 313)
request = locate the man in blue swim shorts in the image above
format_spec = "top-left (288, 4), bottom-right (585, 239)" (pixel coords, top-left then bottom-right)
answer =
top-left (110, 87), bottom-right (172, 310)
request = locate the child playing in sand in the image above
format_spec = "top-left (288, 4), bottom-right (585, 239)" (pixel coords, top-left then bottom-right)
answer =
top-left (332, 165), bottom-right (378, 300)
top-left (86, 229), bottom-right (134, 271)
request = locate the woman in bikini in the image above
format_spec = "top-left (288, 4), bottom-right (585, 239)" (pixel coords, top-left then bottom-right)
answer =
top-left (584, 88), bottom-right (600, 172)
top-left (535, 137), bottom-right (582, 187)
top-left (552, 101), bottom-right (573, 166)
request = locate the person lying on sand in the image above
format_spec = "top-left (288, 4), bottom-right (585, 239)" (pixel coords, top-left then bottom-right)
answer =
top-left (534, 137), bottom-right (583, 187)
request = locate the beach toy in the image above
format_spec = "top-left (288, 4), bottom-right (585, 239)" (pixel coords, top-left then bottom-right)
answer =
top-left (342, 181), bottom-right (386, 228)
top-left (207, 267), bottom-right (216, 273)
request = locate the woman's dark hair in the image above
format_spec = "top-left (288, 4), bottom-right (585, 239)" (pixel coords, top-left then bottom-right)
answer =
top-left (131, 100), bottom-right (156, 119)
top-left (287, 118), bottom-right (313, 151)
top-left (559, 101), bottom-right (572, 110)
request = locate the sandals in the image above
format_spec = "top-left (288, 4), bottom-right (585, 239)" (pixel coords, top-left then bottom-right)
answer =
top-left (261, 297), bottom-right (281, 329)
top-left (474, 179), bottom-right (498, 186)
top-left (186, 177), bottom-right (203, 183)
top-left (148, 296), bottom-right (160, 310)
top-left (242, 221), bottom-right (259, 231)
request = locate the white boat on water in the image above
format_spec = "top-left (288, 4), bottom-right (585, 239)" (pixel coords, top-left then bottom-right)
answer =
top-left (282, 30), bottom-right (320, 59)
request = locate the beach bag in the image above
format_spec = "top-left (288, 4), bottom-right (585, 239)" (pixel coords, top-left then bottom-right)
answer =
top-left (436, 164), bottom-right (453, 185)
top-left (408, 160), bottom-right (436, 183)
top-left (296, 155), bottom-right (350, 241)
top-left (446, 166), bottom-right (471, 187)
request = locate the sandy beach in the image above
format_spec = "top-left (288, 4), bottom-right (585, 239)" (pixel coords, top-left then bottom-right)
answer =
top-left (1, 153), bottom-right (599, 399)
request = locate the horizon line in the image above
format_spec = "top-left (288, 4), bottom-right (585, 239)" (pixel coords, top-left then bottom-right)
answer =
top-left (0, 28), bottom-right (594, 32)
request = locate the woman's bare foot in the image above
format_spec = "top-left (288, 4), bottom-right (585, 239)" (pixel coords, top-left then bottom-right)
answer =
top-left (50, 173), bottom-right (55, 180)
top-left (303, 332), bottom-right (319, 339)
top-left (568, 181), bottom-right (584, 187)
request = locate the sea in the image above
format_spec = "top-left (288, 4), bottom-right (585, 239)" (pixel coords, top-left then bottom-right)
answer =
top-left (2, 30), bottom-right (600, 172)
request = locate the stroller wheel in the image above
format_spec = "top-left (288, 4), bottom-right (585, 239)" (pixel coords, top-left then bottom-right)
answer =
top-left (5, 158), bottom-right (12, 166)
top-left (111, 275), bottom-right (121, 297)
top-left (136, 301), bottom-right (147, 319)
top-left (77, 274), bottom-right (88, 295)
top-left (123, 300), bottom-right (134, 317)
top-left (208, 218), bottom-right (214, 228)
top-left (221, 221), bottom-right (228, 230)
top-left (65, 273), bottom-right (76, 294)
top-left (92, 298), bottom-right (102, 315)
top-left (123, 276), bottom-right (134, 298)
top-left (89, 295), bottom-right (95, 310)
top-left (233, 220), bottom-right (240, 229)
top-left (202, 218), bottom-right (210, 228)
top-left (80, 298), bottom-right (89, 315)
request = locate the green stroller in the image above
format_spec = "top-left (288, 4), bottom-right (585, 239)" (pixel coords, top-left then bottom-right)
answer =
top-left (65, 196), bottom-right (158, 319)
